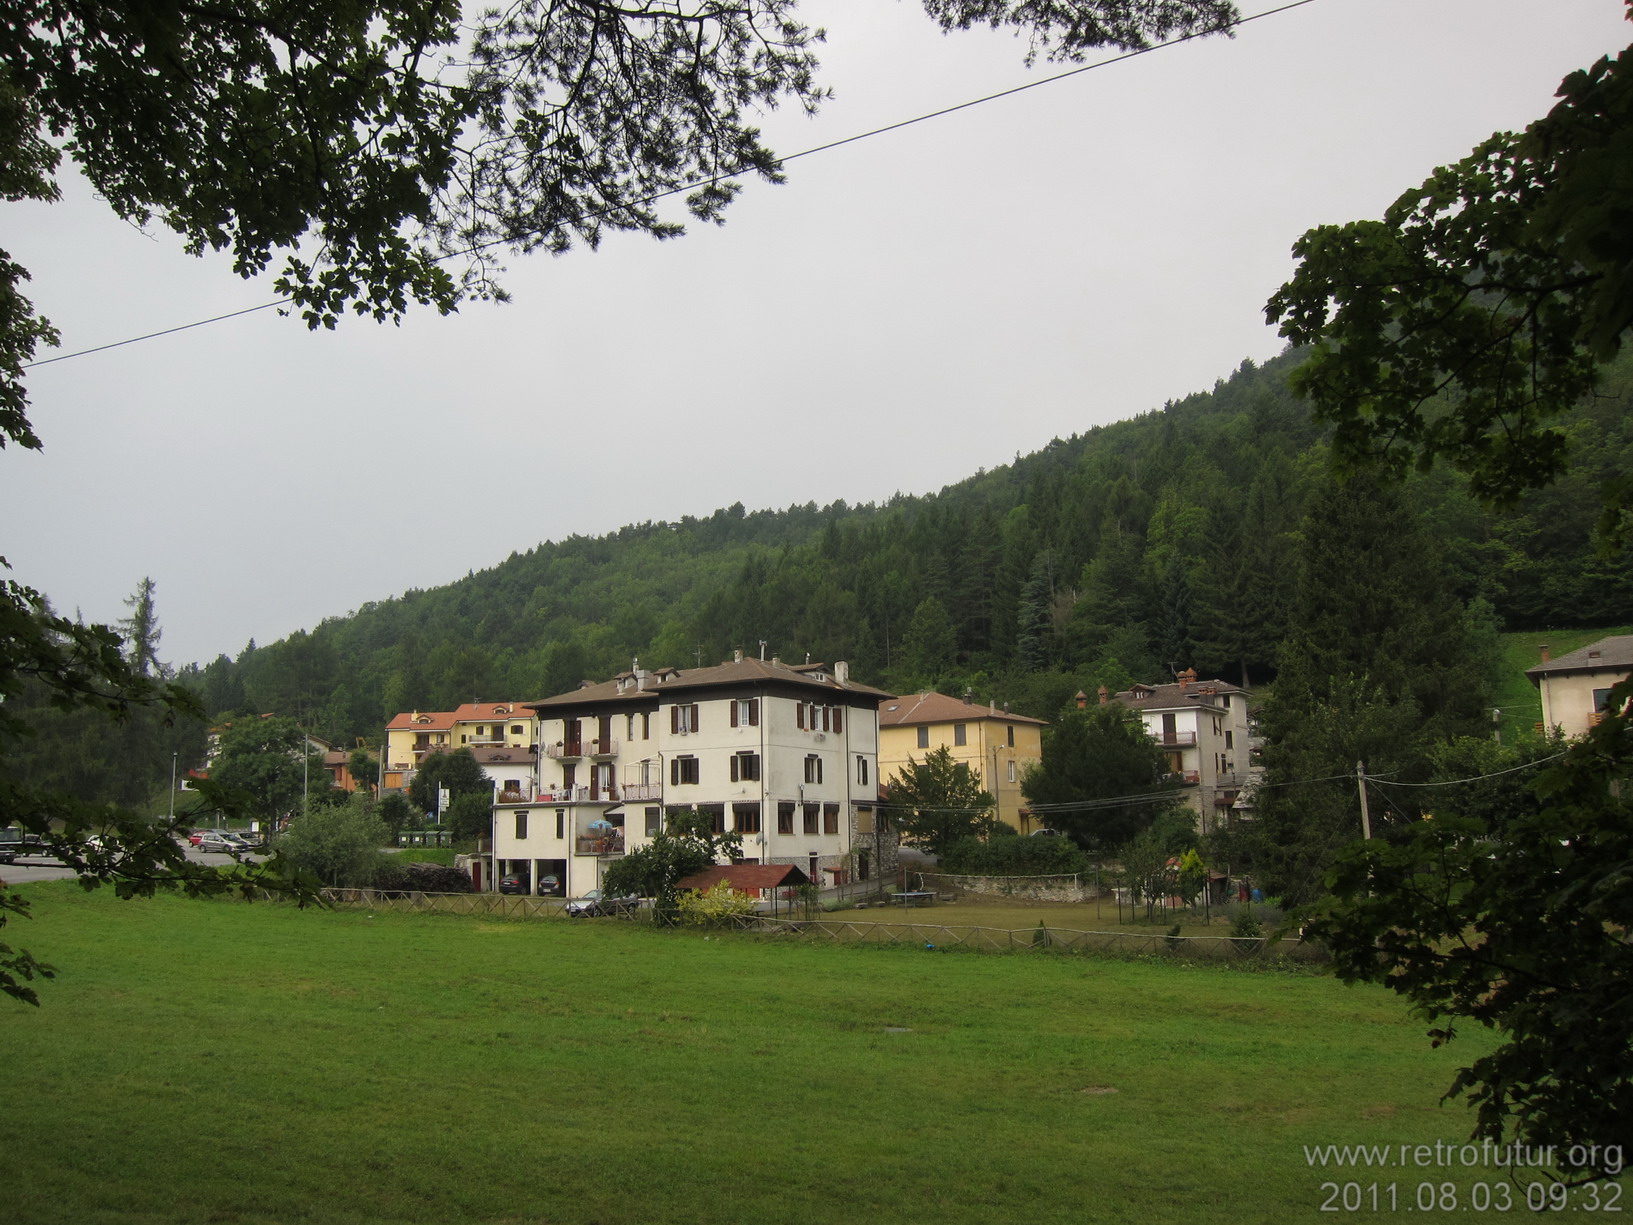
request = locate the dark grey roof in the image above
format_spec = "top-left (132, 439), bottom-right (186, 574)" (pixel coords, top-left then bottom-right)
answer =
top-left (1525, 635), bottom-right (1633, 681)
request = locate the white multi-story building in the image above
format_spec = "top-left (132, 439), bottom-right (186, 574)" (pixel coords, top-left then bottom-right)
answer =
top-left (1103, 669), bottom-right (1255, 834)
top-left (491, 654), bottom-right (896, 897)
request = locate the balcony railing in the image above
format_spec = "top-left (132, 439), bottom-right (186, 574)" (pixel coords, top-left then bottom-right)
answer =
top-left (576, 834), bottom-right (626, 857)
top-left (1155, 732), bottom-right (1197, 747)
top-left (544, 738), bottom-right (619, 759)
top-left (622, 782), bottom-right (661, 801)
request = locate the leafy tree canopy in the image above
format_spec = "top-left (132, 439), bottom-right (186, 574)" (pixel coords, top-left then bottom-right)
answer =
top-left (209, 715), bottom-right (330, 825)
top-left (1304, 712), bottom-right (1631, 1180)
top-left (406, 747), bottom-right (489, 817)
top-left (275, 793), bottom-right (390, 888)
top-left (885, 746), bottom-right (996, 854)
top-left (600, 806), bottom-right (742, 919)
top-left (1021, 702), bottom-right (1177, 852)
top-left (1267, 8), bottom-right (1633, 542)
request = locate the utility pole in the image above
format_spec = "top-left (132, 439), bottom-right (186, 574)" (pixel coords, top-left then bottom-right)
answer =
top-left (1356, 760), bottom-right (1372, 840)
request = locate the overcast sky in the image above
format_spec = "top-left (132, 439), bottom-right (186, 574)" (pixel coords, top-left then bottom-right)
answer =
top-left (4, 0), bottom-right (1627, 668)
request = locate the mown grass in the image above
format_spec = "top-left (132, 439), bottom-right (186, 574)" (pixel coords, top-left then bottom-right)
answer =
top-left (0, 883), bottom-right (1573, 1225)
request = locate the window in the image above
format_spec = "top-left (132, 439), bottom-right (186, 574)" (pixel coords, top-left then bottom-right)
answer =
top-left (511, 725), bottom-right (523, 736)
top-left (823, 804), bottom-right (839, 835)
top-left (671, 703), bottom-right (699, 734)
top-left (626, 714), bottom-right (635, 739)
top-left (734, 803), bottom-right (761, 834)
top-left (730, 752), bottom-right (761, 782)
top-left (730, 698), bottom-right (760, 727)
top-left (670, 755), bottom-right (699, 785)
top-left (1007, 761), bottom-right (1017, 783)
top-left (856, 756), bottom-right (869, 786)
top-left (954, 723), bottom-right (967, 746)
top-left (803, 803), bottom-right (820, 835)
top-left (1007, 726), bottom-right (1015, 748)
top-left (555, 809), bottom-right (565, 839)
top-left (916, 726), bottom-right (929, 749)
top-left (777, 802), bottom-right (795, 835)
top-left (705, 805), bottom-right (726, 835)
top-left (515, 811), bottom-right (528, 840)
top-left (804, 754), bottom-right (823, 785)
top-left (642, 712), bottom-right (651, 739)
top-left (1225, 730), bottom-right (1234, 749)
top-left (645, 807), bottom-right (661, 836)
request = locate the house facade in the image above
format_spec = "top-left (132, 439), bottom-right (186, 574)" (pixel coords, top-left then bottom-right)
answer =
top-left (1526, 636), bottom-right (1633, 739)
top-left (491, 655), bottom-right (896, 898)
top-left (876, 692), bottom-right (1047, 832)
top-left (1104, 670), bottom-right (1254, 833)
top-left (383, 701), bottom-right (536, 798)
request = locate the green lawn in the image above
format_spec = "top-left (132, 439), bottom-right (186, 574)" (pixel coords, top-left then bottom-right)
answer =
top-left (0, 884), bottom-right (1592, 1225)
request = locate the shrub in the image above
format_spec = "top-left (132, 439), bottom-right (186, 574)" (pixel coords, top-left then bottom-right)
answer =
top-left (376, 860), bottom-right (475, 894)
top-left (675, 881), bottom-right (756, 927)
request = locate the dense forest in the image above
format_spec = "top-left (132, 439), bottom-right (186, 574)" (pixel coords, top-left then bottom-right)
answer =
top-left (15, 344), bottom-right (1633, 808)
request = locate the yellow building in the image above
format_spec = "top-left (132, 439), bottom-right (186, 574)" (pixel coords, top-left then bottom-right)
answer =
top-left (383, 702), bottom-right (536, 794)
top-left (877, 693), bottom-right (1046, 832)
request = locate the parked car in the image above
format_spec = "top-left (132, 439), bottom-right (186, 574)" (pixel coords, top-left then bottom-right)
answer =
top-left (498, 873), bottom-right (531, 895)
top-left (565, 889), bottom-right (638, 917)
top-left (538, 874), bottom-right (561, 896)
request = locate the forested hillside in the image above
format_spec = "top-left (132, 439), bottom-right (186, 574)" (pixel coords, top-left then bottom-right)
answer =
top-left (180, 345), bottom-right (1633, 749)
top-left (17, 344), bottom-right (1630, 809)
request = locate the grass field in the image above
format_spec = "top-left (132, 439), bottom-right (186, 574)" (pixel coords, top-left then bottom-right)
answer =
top-left (0, 884), bottom-right (1596, 1225)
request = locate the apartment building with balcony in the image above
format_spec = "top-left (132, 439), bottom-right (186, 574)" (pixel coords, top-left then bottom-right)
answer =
top-left (1104, 669), bottom-right (1254, 833)
top-left (383, 702), bottom-right (536, 796)
top-left (490, 654), bottom-right (896, 898)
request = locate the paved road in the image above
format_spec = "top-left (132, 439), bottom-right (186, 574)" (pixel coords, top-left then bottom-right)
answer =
top-left (0, 848), bottom-right (253, 885)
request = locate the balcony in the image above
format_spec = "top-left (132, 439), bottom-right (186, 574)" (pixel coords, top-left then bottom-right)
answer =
top-left (622, 781), bottom-right (661, 802)
top-left (544, 738), bottom-right (619, 759)
top-left (576, 833), bottom-right (626, 857)
top-left (1164, 770), bottom-right (1201, 786)
top-left (1154, 731), bottom-right (1197, 747)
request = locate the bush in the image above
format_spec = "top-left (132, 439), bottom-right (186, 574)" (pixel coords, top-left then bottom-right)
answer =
top-left (939, 832), bottom-right (1089, 876)
top-left (675, 881), bottom-right (756, 926)
top-left (276, 797), bottom-right (390, 888)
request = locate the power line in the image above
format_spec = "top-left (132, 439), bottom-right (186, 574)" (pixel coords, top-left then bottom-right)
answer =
top-left (22, 0), bottom-right (1320, 372)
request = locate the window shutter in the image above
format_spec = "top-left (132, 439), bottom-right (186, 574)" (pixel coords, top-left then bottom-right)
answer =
top-left (797, 703), bottom-right (805, 730)
top-left (671, 706), bottom-right (679, 734)
top-left (833, 707), bottom-right (843, 733)
top-left (749, 698), bottom-right (759, 726)
top-left (730, 702), bottom-right (739, 728)
top-left (730, 755), bottom-right (740, 782)
top-left (670, 757), bottom-right (679, 785)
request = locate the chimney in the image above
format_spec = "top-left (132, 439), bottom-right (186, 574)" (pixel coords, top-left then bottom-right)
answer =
top-left (1097, 685), bottom-right (1109, 705)
top-left (963, 687), bottom-right (974, 705)
top-left (834, 660), bottom-right (849, 684)
top-left (1178, 667), bottom-right (1196, 691)
top-left (1075, 690), bottom-right (1088, 710)
top-left (1540, 644), bottom-right (1550, 663)
top-left (733, 648), bottom-right (744, 664)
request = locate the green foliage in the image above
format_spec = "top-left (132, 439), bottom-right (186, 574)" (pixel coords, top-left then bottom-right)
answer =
top-left (938, 831), bottom-right (1088, 877)
top-left (444, 792), bottom-right (493, 842)
top-left (209, 715), bottom-right (329, 826)
top-left (1022, 704), bottom-right (1177, 852)
top-left (1268, 21), bottom-right (1633, 544)
top-left (1303, 699), bottom-right (1633, 1178)
top-left (375, 860), bottom-right (475, 894)
top-left (376, 793), bottom-right (413, 839)
top-left (674, 881), bottom-right (756, 927)
top-left (599, 807), bottom-right (742, 921)
top-left (1246, 476), bottom-right (1497, 905)
top-left (275, 794), bottom-right (390, 888)
top-left (406, 748), bottom-right (489, 818)
top-left (885, 746), bottom-right (996, 854)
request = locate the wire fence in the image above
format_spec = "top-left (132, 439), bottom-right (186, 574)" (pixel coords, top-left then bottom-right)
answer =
top-left (318, 888), bottom-right (1324, 962)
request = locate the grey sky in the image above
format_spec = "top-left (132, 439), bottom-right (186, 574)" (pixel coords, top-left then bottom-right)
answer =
top-left (4, 0), bottom-right (1627, 668)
